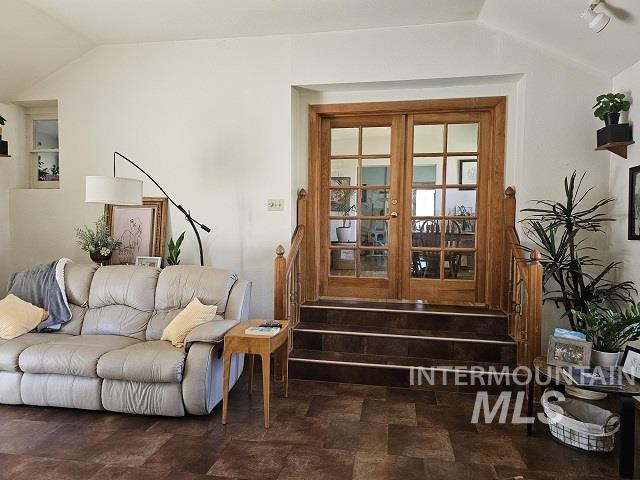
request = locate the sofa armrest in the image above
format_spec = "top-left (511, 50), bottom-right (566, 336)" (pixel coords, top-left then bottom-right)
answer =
top-left (225, 280), bottom-right (251, 323)
top-left (184, 319), bottom-right (239, 349)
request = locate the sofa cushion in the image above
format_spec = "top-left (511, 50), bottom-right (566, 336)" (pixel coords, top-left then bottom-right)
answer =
top-left (146, 266), bottom-right (236, 340)
top-left (0, 333), bottom-right (67, 372)
top-left (58, 263), bottom-right (98, 335)
top-left (19, 335), bottom-right (139, 377)
top-left (82, 266), bottom-right (160, 339)
top-left (98, 340), bottom-right (186, 383)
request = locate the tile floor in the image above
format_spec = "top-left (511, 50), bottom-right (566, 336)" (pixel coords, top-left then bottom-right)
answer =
top-left (0, 373), bottom-right (624, 479)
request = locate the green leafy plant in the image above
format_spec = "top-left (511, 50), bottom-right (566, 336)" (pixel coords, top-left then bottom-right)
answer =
top-left (522, 171), bottom-right (636, 330)
top-left (592, 92), bottom-right (631, 120)
top-left (75, 215), bottom-right (122, 256)
top-left (167, 231), bottom-right (185, 265)
top-left (573, 303), bottom-right (640, 353)
top-left (0, 114), bottom-right (6, 126)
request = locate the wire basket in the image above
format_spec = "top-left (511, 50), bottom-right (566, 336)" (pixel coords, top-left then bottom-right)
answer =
top-left (542, 389), bottom-right (619, 453)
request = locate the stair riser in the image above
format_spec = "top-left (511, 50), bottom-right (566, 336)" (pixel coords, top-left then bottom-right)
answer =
top-left (293, 330), bottom-right (517, 364)
top-left (300, 308), bottom-right (508, 335)
top-left (289, 361), bottom-right (523, 392)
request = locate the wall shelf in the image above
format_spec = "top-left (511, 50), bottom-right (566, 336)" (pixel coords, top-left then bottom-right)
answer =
top-left (595, 141), bottom-right (635, 159)
top-left (0, 154), bottom-right (11, 158)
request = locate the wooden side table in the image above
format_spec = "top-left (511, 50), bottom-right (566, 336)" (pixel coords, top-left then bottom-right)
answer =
top-left (222, 319), bottom-right (289, 428)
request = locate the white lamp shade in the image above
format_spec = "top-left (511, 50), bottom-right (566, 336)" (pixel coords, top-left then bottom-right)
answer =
top-left (85, 176), bottom-right (143, 205)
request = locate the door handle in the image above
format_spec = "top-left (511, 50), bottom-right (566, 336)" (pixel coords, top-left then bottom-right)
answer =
top-left (390, 211), bottom-right (399, 218)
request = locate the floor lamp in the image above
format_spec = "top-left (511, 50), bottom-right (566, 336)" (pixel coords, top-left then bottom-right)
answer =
top-left (85, 151), bottom-right (211, 266)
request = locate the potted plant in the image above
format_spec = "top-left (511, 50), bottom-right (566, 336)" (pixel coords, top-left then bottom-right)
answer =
top-left (574, 303), bottom-right (640, 367)
top-left (0, 114), bottom-right (6, 134)
top-left (334, 189), bottom-right (356, 243)
top-left (167, 231), bottom-right (185, 265)
top-left (522, 172), bottom-right (636, 330)
top-left (75, 215), bottom-right (122, 264)
top-left (593, 92), bottom-right (631, 125)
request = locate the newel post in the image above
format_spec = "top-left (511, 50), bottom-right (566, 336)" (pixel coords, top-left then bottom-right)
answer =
top-left (274, 245), bottom-right (286, 320)
top-left (528, 249), bottom-right (543, 363)
top-left (502, 186), bottom-right (517, 311)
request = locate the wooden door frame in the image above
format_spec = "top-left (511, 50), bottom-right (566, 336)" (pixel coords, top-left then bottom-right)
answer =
top-left (306, 97), bottom-right (507, 308)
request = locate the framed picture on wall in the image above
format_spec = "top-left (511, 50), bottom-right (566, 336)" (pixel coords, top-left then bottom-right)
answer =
top-left (105, 197), bottom-right (168, 265)
top-left (458, 159), bottom-right (478, 185)
top-left (629, 166), bottom-right (640, 240)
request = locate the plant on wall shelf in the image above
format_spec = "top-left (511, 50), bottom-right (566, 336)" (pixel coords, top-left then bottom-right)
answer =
top-left (167, 231), bottom-right (185, 266)
top-left (593, 92), bottom-right (631, 125)
top-left (521, 171), bottom-right (636, 330)
top-left (0, 114), bottom-right (6, 126)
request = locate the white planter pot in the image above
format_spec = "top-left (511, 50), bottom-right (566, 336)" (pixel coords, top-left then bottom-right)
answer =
top-left (336, 227), bottom-right (351, 243)
top-left (591, 349), bottom-right (621, 368)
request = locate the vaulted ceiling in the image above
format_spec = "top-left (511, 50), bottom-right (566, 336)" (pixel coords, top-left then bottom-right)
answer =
top-left (3, 0), bottom-right (640, 100)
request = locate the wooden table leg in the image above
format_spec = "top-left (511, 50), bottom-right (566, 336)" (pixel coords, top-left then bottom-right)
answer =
top-left (261, 350), bottom-right (270, 428)
top-left (248, 354), bottom-right (254, 394)
top-left (222, 349), bottom-right (232, 425)
top-left (619, 396), bottom-right (635, 478)
top-left (526, 375), bottom-right (535, 435)
top-left (282, 344), bottom-right (288, 398)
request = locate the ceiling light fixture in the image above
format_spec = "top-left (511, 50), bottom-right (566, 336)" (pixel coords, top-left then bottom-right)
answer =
top-left (581, 0), bottom-right (611, 33)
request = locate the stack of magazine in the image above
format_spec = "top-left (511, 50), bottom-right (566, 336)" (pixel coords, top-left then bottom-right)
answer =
top-left (245, 323), bottom-right (282, 337)
top-left (562, 366), bottom-right (623, 389)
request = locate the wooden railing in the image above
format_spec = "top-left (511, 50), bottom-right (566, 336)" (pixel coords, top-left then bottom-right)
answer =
top-left (503, 186), bottom-right (544, 367)
top-left (274, 189), bottom-right (307, 351)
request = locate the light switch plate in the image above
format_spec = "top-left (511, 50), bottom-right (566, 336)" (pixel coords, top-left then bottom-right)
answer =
top-left (267, 199), bottom-right (284, 211)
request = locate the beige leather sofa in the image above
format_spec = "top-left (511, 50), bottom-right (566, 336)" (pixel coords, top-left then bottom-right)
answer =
top-left (0, 264), bottom-right (251, 416)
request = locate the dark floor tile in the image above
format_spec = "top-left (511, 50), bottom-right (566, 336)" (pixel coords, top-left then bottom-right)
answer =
top-left (277, 447), bottom-right (354, 480)
top-left (209, 440), bottom-right (291, 479)
top-left (31, 423), bottom-right (116, 461)
top-left (415, 403), bottom-right (478, 432)
top-left (288, 379), bottom-right (338, 397)
top-left (324, 419), bottom-right (388, 453)
top-left (385, 387), bottom-right (436, 404)
top-left (306, 395), bottom-right (363, 421)
top-left (512, 434), bottom-right (617, 477)
top-left (88, 464), bottom-right (172, 480)
top-left (0, 454), bottom-right (102, 480)
top-left (494, 466), bottom-right (611, 480)
top-left (336, 383), bottom-right (387, 399)
top-left (147, 415), bottom-right (218, 437)
top-left (262, 417), bottom-right (328, 446)
top-left (360, 398), bottom-right (417, 426)
top-left (449, 431), bottom-right (525, 468)
top-left (90, 430), bottom-right (173, 467)
top-left (387, 424), bottom-right (454, 461)
top-left (0, 419), bottom-right (62, 455)
top-left (352, 452), bottom-right (425, 480)
top-left (144, 433), bottom-right (229, 474)
top-left (422, 459), bottom-right (497, 480)
top-left (268, 395), bottom-right (311, 417)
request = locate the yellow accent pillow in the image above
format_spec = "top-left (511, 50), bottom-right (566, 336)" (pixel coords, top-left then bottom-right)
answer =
top-left (0, 294), bottom-right (49, 340)
top-left (161, 298), bottom-right (218, 348)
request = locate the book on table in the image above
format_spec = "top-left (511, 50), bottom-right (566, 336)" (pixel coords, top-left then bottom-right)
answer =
top-left (561, 367), bottom-right (623, 388)
top-left (245, 326), bottom-right (281, 336)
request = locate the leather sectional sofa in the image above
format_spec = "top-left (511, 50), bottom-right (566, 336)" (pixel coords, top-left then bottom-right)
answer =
top-left (0, 264), bottom-right (250, 416)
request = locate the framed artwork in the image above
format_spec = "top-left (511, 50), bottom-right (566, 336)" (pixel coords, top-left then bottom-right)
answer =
top-left (458, 159), bottom-right (478, 185)
top-left (105, 197), bottom-right (168, 265)
top-left (135, 256), bottom-right (162, 268)
top-left (621, 345), bottom-right (640, 381)
top-left (629, 166), bottom-right (640, 240)
top-left (330, 177), bottom-right (351, 211)
top-left (547, 336), bottom-right (592, 368)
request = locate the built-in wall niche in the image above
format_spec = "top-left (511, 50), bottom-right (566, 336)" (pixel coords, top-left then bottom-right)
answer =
top-left (24, 101), bottom-right (59, 189)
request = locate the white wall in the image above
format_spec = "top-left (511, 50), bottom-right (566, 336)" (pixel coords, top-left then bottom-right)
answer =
top-left (10, 21), bottom-right (610, 321)
top-left (609, 59), bottom-right (640, 292)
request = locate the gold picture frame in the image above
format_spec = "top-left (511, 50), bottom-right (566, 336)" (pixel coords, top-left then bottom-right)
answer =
top-left (104, 197), bottom-right (168, 265)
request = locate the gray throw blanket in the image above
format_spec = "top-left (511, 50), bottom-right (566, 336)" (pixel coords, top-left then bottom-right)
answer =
top-left (8, 259), bottom-right (72, 332)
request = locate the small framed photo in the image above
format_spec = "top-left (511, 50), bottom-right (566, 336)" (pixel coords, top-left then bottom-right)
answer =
top-left (629, 165), bottom-right (640, 240)
top-left (135, 256), bottom-right (162, 268)
top-left (621, 346), bottom-right (640, 381)
top-left (547, 336), bottom-right (592, 367)
top-left (458, 159), bottom-right (478, 185)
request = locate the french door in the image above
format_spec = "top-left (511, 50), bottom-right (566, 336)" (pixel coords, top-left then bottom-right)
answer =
top-left (308, 98), bottom-right (506, 306)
